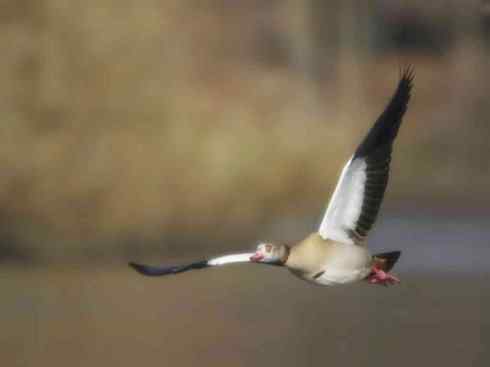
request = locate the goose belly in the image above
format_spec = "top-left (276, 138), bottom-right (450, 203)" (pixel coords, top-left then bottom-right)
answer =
top-left (312, 266), bottom-right (372, 286)
top-left (296, 244), bottom-right (372, 286)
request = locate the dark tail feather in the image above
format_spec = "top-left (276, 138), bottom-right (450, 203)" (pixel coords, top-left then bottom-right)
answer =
top-left (129, 260), bottom-right (209, 276)
top-left (372, 251), bottom-right (401, 272)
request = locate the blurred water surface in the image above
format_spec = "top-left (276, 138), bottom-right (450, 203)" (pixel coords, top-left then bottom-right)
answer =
top-left (2, 211), bottom-right (489, 367)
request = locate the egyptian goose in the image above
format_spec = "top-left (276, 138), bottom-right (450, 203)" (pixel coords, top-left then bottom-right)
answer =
top-left (130, 67), bottom-right (414, 286)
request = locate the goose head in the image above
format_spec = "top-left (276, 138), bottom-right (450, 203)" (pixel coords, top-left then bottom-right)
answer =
top-left (250, 242), bottom-right (289, 265)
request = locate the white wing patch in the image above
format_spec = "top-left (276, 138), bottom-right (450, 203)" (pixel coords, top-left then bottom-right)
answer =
top-left (318, 157), bottom-right (367, 245)
top-left (208, 253), bottom-right (255, 266)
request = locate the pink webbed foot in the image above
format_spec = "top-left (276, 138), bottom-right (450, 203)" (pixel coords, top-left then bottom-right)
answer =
top-left (367, 267), bottom-right (400, 286)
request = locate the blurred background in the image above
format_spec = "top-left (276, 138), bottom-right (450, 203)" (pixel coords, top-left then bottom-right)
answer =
top-left (1, 1), bottom-right (490, 366)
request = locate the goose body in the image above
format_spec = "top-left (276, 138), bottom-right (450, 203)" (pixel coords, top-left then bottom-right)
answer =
top-left (130, 67), bottom-right (413, 287)
top-left (286, 233), bottom-right (372, 286)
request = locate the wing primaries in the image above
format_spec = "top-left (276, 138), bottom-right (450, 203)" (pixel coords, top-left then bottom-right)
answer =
top-left (319, 67), bottom-right (414, 245)
top-left (129, 260), bottom-right (209, 276)
top-left (129, 252), bottom-right (255, 277)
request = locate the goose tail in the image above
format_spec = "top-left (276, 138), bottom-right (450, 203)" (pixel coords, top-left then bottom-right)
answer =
top-left (372, 251), bottom-right (401, 272)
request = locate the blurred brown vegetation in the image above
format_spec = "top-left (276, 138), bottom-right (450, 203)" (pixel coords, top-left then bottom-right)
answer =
top-left (3, 3), bottom-right (490, 367)
top-left (1, 0), bottom-right (490, 262)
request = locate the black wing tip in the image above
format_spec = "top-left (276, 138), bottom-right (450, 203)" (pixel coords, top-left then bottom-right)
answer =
top-left (128, 261), bottom-right (143, 271)
top-left (399, 65), bottom-right (415, 80)
top-left (394, 65), bottom-right (415, 105)
top-left (354, 67), bottom-right (414, 159)
top-left (128, 262), bottom-right (178, 276)
top-left (128, 260), bottom-right (210, 277)
top-left (399, 65), bottom-right (415, 93)
top-left (128, 262), bottom-right (165, 276)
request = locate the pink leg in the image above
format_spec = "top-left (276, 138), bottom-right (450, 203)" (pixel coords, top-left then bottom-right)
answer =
top-left (367, 267), bottom-right (400, 286)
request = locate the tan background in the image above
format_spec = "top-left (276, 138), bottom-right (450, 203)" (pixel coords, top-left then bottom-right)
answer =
top-left (1, 1), bottom-right (489, 366)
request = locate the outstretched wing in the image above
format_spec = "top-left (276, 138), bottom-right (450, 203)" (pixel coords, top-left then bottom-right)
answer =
top-left (129, 252), bottom-right (255, 277)
top-left (318, 67), bottom-right (414, 245)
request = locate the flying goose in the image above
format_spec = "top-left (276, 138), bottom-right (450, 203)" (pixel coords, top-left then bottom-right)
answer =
top-left (130, 67), bottom-right (414, 286)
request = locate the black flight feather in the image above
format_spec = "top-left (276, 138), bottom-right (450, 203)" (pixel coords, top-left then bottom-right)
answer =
top-left (350, 67), bottom-right (414, 241)
top-left (354, 66), bottom-right (414, 159)
top-left (129, 260), bottom-right (209, 276)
